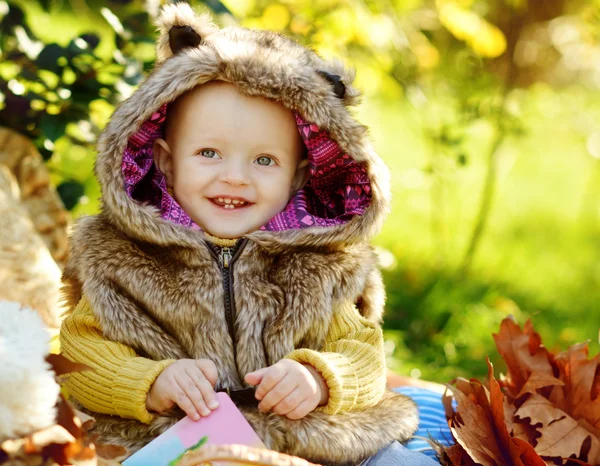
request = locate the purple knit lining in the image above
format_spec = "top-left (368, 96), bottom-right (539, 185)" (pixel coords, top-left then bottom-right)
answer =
top-left (122, 103), bottom-right (372, 232)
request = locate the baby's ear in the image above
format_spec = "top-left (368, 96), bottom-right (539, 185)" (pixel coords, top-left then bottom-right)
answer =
top-left (155, 3), bottom-right (218, 63)
top-left (292, 158), bottom-right (311, 192)
top-left (153, 138), bottom-right (174, 187)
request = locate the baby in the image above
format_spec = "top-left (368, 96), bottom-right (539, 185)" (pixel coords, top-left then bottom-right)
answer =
top-left (59, 3), bottom-right (421, 465)
top-left (147, 81), bottom-right (327, 420)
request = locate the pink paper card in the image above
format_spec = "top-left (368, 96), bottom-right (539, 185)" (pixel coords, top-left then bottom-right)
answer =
top-left (122, 392), bottom-right (265, 466)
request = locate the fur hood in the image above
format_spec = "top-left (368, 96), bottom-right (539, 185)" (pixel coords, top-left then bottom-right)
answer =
top-left (96, 3), bottom-right (390, 251)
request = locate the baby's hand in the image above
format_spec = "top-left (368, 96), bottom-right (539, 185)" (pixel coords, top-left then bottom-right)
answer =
top-left (244, 359), bottom-right (328, 420)
top-left (146, 359), bottom-right (219, 421)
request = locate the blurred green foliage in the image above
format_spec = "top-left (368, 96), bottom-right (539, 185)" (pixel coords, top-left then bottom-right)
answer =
top-left (1, 0), bottom-right (599, 383)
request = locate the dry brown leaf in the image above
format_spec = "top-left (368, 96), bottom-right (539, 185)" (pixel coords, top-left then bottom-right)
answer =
top-left (515, 394), bottom-right (600, 464)
top-left (56, 394), bottom-right (82, 440)
top-left (93, 442), bottom-right (127, 462)
top-left (444, 381), bottom-right (506, 465)
top-left (46, 354), bottom-right (91, 378)
top-left (444, 445), bottom-right (475, 466)
top-left (515, 372), bottom-right (565, 400)
top-left (74, 410), bottom-right (96, 433)
top-left (23, 425), bottom-right (75, 454)
top-left (552, 344), bottom-right (600, 438)
top-left (492, 317), bottom-right (555, 399)
top-left (511, 419), bottom-right (540, 446)
top-left (442, 360), bottom-right (547, 466)
top-left (442, 317), bottom-right (600, 466)
top-left (97, 458), bottom-right (122, 466)
top-left (488, 360), bottom-right (546, 466)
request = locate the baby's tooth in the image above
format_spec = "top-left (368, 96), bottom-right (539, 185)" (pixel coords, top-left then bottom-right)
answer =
top-left (218, 198), bottom-right (224, 203)
top-left (225, 199), bottom-right (232, 204)
top-left (232, 199), bottom-right (239, 205)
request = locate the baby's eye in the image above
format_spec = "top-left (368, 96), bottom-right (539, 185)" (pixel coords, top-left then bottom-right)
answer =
top-left (199, 149), bottom-right (220, 159)
top-left (255, 156), bottom-right (276, 166)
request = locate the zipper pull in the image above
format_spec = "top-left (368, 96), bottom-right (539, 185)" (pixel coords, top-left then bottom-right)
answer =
top-left (219, 247), bottom-right (233, 268)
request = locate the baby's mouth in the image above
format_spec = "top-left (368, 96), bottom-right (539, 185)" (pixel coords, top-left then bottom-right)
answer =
top-left (209, 197), bottom-right (252, 210)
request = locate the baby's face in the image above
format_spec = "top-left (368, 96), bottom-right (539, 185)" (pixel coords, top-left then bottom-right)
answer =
top-left (154, 81), bottom-right (308, 239)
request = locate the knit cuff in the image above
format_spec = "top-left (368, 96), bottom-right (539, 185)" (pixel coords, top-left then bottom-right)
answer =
top-left (111, 358), bottom-right (175, 424)
top-left (285, 348), bottom-right (359, 415)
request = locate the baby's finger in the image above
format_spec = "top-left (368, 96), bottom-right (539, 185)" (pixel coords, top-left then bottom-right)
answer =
top-left (258, 378), bottom-right (297, 413)
top-left (187, 368), bottom-right (219, 410)
top-left (171, 385), bottom-right (202, 421)
top-left (255, 365), bottom-right (286, 400)
top-left (244, 367), bottom-right (269, 386)
top-left (271, 387), bottom-right (304, 416)
top-left (175, 374), bottom-right (210, 418)
top-left (284, 398), bottom-right (315, 420)
top-left (195, 359), bottom-right (218, 387)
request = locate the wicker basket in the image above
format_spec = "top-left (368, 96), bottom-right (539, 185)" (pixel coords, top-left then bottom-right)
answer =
top-left (176, 444), bottom-right (321, 466)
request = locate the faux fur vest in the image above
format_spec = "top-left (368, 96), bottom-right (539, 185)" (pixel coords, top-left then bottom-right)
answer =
top-left (61, 4), bottom-right (418, 465)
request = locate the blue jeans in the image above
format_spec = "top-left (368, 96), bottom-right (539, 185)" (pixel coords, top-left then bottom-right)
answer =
top-left (362, 387), bottom-right (454, 465)
top-left (361, 441), bottom-right (440, 466)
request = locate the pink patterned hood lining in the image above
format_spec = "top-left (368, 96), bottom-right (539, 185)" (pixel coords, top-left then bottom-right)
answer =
top-left (122, 103), bottom-right (372, 232)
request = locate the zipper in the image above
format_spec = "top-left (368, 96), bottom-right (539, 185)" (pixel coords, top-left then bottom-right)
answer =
top-left (220, 247), bottom-right (233, 268)
top-left (205, 238), bottom-right (249, 378)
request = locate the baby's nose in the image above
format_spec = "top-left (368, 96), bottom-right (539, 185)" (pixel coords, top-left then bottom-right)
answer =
top-left (219, 160), bottom-right (250, 185)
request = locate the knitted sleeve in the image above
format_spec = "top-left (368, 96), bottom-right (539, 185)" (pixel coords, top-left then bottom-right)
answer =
top-left (284, 300), bottom-right (386, 415)
top-left (59, 297), bottom-right (175, 424)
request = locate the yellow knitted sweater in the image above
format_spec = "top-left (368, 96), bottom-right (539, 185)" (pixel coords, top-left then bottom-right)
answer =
top-left (60, 297), bottom-right (386, 424)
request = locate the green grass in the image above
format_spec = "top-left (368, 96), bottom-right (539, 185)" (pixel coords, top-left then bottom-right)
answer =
top-left (357, 84), bottom-right (600, 383)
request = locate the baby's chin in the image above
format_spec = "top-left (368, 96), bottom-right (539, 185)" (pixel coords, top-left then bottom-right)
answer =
top-left (199, 222), bottom-right (260, 240)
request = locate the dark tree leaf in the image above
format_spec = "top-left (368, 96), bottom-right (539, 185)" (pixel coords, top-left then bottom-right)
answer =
top-left (38, 0), bottom-right (52, 12)
top-left (79, 33), bottom-right (101, 51)
top-left (1, 3), bottom-right (25, 30)
top-left (36, 44), bottom-right (66, 73)
top-left (122, 12), bottom-right (152, 34)
top-left (38, 145), bottom-right (54, 161)
top-left (39, 113), bottom-right (67, 142)
top-left (0, 92), bottom-right (34, 134)
top-left (57, 180), bottom-right (85, 210)
top-left (204, 0), bottom-right (232, 15)
top-left (71, 82), bottom-right (102, 106)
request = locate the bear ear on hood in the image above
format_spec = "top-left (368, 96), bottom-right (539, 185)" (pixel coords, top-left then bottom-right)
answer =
top-left (316, 58), bottom-right (362, 107)
top-left (155, 3), bottom-right (218, 63)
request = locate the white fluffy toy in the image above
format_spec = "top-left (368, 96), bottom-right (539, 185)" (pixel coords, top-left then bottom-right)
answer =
top-left (0, 301), bottom-right (60, 441)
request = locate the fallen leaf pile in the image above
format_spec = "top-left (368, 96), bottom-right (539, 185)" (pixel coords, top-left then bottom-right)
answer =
top-left (441, 317), bottom-right (600, 466)
top-left (0, 354), bottom-right (127, 466)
